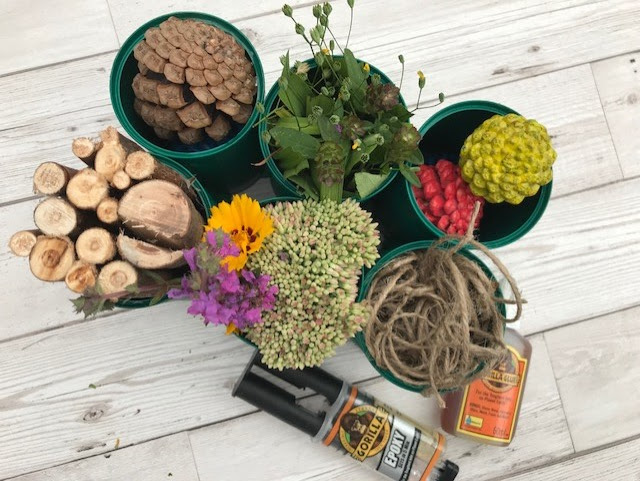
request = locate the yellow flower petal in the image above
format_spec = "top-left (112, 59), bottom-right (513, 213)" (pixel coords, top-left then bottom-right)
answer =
top-left (225, 323), bottom-right (239, 335)
top-left (207, 194), bottom-right (274, 261)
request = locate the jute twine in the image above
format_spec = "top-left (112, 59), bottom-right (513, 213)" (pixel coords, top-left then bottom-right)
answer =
top-left (363, 203), bottom-right (524, 406)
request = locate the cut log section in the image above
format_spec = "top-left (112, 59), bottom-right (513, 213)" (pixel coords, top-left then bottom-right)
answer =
top-left (71, 138), bottom-right (100, 166)
top-left (76, 227), bottom-right (116, 264)
top-left (34, 197), bottom-right (85, 237)
top-left (33, 162), bottom-right (78, 195)
top-left (66, 168), bottom-right (109, 209)
top-left (98, 260), bottom-right (139, 297)
top-left (8, 229), bottom-right (40, 257)
top-left (111, 170), bottom-right (132, 190)
top-left (64, 260), bottom-right (98, 293)
top-left (118, 180), bottom-right (204, 249)
top-left (117, 233), bottom-right (186, 269)
top-left (29, 236), bottom-right (75, 282)
top-left (124, 152), bottom-right (200, 204)
top-left (96, 197), bottom-right (119, 225)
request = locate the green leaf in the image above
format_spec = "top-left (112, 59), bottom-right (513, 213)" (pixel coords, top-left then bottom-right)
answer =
top-left (141, 270), bottom-right (166, 284)
top-left (354, 172), bottom-right (389, 198)
top-left (307, 94), bottom-right (335, 117)
top-left (343, 49), bottom-right (366, 87)
top-left (317, 116), bottom-right (341, 142)
top-left (405, 149), bottom-right (425, 166)
top-left (270, 126), bottom-right (320, 158)
top-left (386, 104), bottom-right (413, 122)
top-left (399, 162), bottom-right (421, 187)
top-left (275, 116), bottom-right (320, 135)
top-left (345, 432), bottom-right (352, 444)
top-left (274, 147), bottom-right (309, 178)
top-left (149, 292), bottom-right (165, 306)
top-left (289, 174), bottom-right (319, 200)
top-left (277, 54), bottom-right (313, 117)
top-left (88, 383), bottom-right (97, 389)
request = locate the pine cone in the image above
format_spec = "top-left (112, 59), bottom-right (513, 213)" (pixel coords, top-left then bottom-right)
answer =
top-left (131, 17), bottom-right (257, 145)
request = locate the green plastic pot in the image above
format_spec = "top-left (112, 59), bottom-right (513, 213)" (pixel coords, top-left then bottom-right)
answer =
top-left (110, 12), bottom-right (265, 198)
top-left (353, 240), bottom-right (506, 393)
top-left (259, 57), bottom-right (400, 203)
top-left (370, 101), bottom-right (552, 249)
top-left (117, 156), bottom-right (215, 309)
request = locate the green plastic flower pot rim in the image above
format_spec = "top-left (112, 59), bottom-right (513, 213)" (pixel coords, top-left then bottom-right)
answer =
top-left (259, 56), bottom-right (402, 203)
top-left (116, 156), bottom-right (215, 309)
top-left (109, 12), bottom-right (265, 197)
top-left (376, 100), bottom-right (552, 249)
top-left (353, 240), bottom-right (506, 393)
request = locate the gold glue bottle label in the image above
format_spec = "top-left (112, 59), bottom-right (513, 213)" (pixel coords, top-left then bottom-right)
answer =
top-left (322, 386), bottom-right (444, 481)
top-left (456, 346), bottom-right (528, 442)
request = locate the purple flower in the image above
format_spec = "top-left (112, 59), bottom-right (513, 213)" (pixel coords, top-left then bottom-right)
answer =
top-left (171, 229), bottom-right (279, 331)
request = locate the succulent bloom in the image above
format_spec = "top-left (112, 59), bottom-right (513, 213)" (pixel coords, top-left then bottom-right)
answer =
top-left (206, 194), bottom-right (274, 270)
top-left (245, 199), bottom-right (380, 369)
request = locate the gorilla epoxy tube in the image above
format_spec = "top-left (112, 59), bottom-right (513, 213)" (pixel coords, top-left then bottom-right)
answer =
top-left (233, 351), bottom-right (459, 481)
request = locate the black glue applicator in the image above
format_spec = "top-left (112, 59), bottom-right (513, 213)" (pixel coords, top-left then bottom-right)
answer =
top-left (233, 350), bottom-right (459, 481)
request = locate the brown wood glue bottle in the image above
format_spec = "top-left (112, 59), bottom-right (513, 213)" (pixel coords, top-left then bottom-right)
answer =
top-left (234, 351), bottom-right (459, 481)
top-left (441, 328), bottom-right (531, 446)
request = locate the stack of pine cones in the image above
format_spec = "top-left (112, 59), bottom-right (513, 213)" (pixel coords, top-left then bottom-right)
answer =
top-left (132, 16), bottom-right (257, 145)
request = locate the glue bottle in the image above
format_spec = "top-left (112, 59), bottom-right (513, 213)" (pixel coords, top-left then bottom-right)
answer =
top-left (234, 351), bottom-right (459, 481)
top-left (440, 328), bottom-right (531, 446)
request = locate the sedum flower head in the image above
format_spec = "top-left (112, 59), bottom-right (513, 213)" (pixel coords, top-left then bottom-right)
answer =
top-left (245, 199), bottom-right (380, 369)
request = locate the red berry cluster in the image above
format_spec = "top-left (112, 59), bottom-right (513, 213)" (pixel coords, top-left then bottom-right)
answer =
top-left (413, 159), bottom-right (485, 235)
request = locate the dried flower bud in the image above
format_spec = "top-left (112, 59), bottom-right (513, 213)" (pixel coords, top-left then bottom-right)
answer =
top-left (295, 23), bottom-right (305, 35)
top-left (312, 4), bottom-right (322, 17)
top-left (282, 4), bottom-right (293, 17)
top-left (312, 105), bottom-right (323, 116)
top-left (329, 114), bottom-right (340, 124)
top-left (398, 54), bottom-right (405, 64)
top-left (319, 15), bottom-right (328, 26)
top-left (417, 70), bottom-right (426, 89)
top-left (347, 0), bottom-right (355, 8)
top-left (323, 2), bottom-right (332, 14)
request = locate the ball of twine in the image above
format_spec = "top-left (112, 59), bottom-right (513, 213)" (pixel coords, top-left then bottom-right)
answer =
top-left (363, 204), bottom-right (524, 405)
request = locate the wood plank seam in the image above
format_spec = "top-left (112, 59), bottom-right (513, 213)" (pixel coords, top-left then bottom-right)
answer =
top-left (0, 50), bottom-right (118, 81)
top-left (482, 431), bottom-right (640, 481)
top-left (185, 430), bottom-right (203, 481)
top-left (541, 332), bottom-right (576, 452)
top-left (588, 62), bottom-right (626, 178)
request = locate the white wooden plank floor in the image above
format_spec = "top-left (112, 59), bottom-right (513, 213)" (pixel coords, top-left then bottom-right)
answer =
top-left (0, 1), bottom-right (638, 480)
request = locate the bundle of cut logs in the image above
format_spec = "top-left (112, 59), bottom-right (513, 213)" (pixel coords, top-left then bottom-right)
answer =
top-left (8, 126), bottom-right (204, 297)
top-left (132, 16), bottom-right (257, 145)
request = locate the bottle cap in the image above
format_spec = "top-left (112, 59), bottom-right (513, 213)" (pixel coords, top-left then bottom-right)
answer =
top-left (437, 460), bottom-right (459, 481)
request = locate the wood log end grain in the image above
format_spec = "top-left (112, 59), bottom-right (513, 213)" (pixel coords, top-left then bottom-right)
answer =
top-left (71, 138), bottom-right (100, 166)
top-left (33, 162), bottom-right (77, 195)
top-left (96, 198), bottom-right (119, 225)
top-left (125, 151), bottom-right (156, 180)
top-left (65, 260), bottom-right (98, 293)
top-left (33, 197), bottom-right (81, 237)
top-left (29, 236), bottom-right (76, 282)
top-left (8, 229), bottom-right (40, 257)
top-left (98, 260), bottom-right (139, 297)
top-left (66, 169), bottom-right (109, 210)
top-left (111, 170), bottom-right (132, 190)
top-left (118, 179), bottom-right (203, 249)
top-left (76, 227), bottom-right (116, 265)
top-left (117, 233), bottom-right (186, 269)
